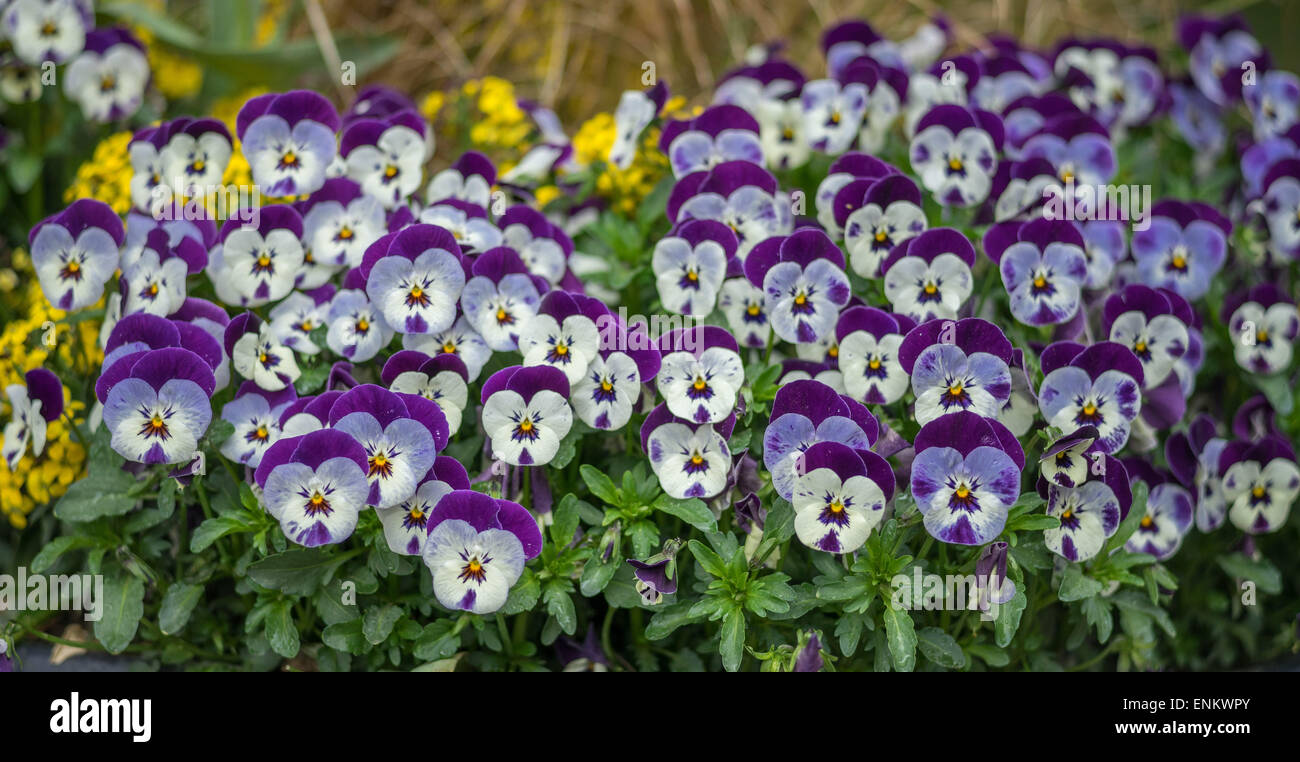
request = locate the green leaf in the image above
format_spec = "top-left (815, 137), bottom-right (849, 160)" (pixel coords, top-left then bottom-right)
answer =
top-left (580, 465), bottom-right (620, 505)
top-left (719, 607), bottom-right (746, 672)
top-left (94, 573), bottom-right (145, 654)
top-left (294, 363), bottom-right (330, 395)
top-left (1081, 595), bottom-right (1113, 643)
top-left (1106, 481), bottom-right (1148, 553)
top-left (579, 550), bottom-right (620, 597)
top-left (31, 536), bottom-right (102, 573)
top-left (246, 549), bottom-right (344, 595)
top-left (882, 602), bottom-right (917, 672)
top-left (917, 627), bottom-right (966, 669)
top-left (189, 515), bottom-right (254, 552)
top-left (687, 539), bottom-right (728, 579)
top-left (834, 613), bottom-right (865, 656)
top-left (362, 604), bottom-right (402, 645)
top-left (1058, 564), bottom-right (1104, 602)
top-left (994, 588), bottom-right (1027, 649)
top-left (322, 619), bottom-right (369, 655)
top-left (761, 497), bottom-right (796, 544)
top-left (1217, 553), bottom-right (1282, 595)
top-left (550, 494), bottom-right (583, 546)
top-left (1005, 513), bottom-right (1061, 532)
top-left (265, 600), bottom-right (300, 658)
top-left (966, 643), bottom-right (1010, 668)
top-left (53, 468), bottom-right (137, 521)
top-left (412, 620), bottom-right (461, 660)
top-left (652, 494), bottom-right (716, 531)
top-left (158, 583), bottom-right (203, 636)
top-left (503, 569), bottom-right (542, 614)
top-left (544, 581), bottom-right (577, 635)
top-left (644, 601), bottom-right (700, 640)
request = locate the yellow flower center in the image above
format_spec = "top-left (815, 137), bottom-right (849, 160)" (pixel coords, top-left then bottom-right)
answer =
top-left (553, 343), bottom-right (568, 356)
top-left (875, 231), bottom-right (888, 242)
top-left (442, 341), bottom-right (457, 354)
top-left (1062, 509), bottom-right (1073, 520)
top-left (409, 508), bottom-right (424, 520)
top-left (1171, 254), bottom-right (1187, 269)
top-left (338, 227), bottom-right (353, 240)
top-left (282, 150), bottom-right (298, 166)
top-left (1083, 403), bottom-right (1097, 416)
top-left (948, 158), bottom-right (963, 172)
top-left (1033, 275), bottom-right (1047, 289)
top-left (828, 345), bottom-right (838, 358)
top-left (955, 485), bottom-right (970, 499)
top-left (1140, 515), bottom-right (1153, 528)
top-left (868, 358), bottom-right (881, 370)
top-left (496, 308), bottom-right (508, 321)
top-left (1134, 340), bottom-right (1147, 353)
top-left (66, 261), bottom-right (81, 274)
top-left (310, 492), bottom-right (325, 506)
top-left (924, 282), bottom-right (938, 295)
top-left (601, 380), bottom-right (612, 392)
top-left (258, 352), bottom-right (268, 364)
top-left (693, 378), bottom-right (707, 391)
top-left (409, 285), bottom-right (423, 300)
top-left (948, 382), bottom-right (964, 396)
top-left (691, 453), bottom-right (704, 465)
top-left (519, 419), bottom-right (533, 433)
top-left (794, 292), bottom-right (807, 306)
top-left (829, 500), bottom-right (845, 514)
top-left (384, 165), bottom-right (398, 178)
top-left (1252, 486), bottom-right (1266, 499)
top-left (257, 253), bottom-right (272, 268)
top-left (356, 318), bottom-right (370, 332)
top-left (746, 304), bottom-right (760, 316)
top-left (192, 159), bottom-right (205, 172)
top-left (254, 426), bottom-right (268, 440)
top-left (147, 283), bottom-right (159, 296)
top-left (686, 270), bottom-right (698, 282)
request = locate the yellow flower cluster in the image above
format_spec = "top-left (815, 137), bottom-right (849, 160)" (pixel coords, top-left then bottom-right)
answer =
top-left (0, 268), bottom-right (97, 528)
top-left (569, 102), bottom-right (679, 216)
top-left (464, 77), bottom-right (531, 153)
top-left (135, 27), bottom-right (203, 100)
top-left (62, 131), bottom-right (134, 216)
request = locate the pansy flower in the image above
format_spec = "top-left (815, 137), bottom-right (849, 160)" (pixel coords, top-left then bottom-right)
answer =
top-left (1019, 113), bottom-right (1116, 191)
top-left (497, 205), bottom-right (574, 285)
top-left (1122, 459), bottom-right (1194, 560)
top-left (3, 0), bottom-right (91, 65)
top-left (1166, 414), bottom-right (1230, 531)
top-left (63, 28), bottom-right (148, 122)
top-left (859, 64), bottom-right (910, 154)
top-left (656, 326), bottom-right (744, 425)
top-left (909, 104), bottom-right (1003, 207)
top-left (813, 152), bottom-right (897, 240)
top-left (1168, 80), bottom-right (1226, 158)
top-left (642, 404), bottom-right (734, 500)
top-left (459, 246), bottom-right (544, 351)
top-left (576, 318), bottom-right (660, 431)
top-left (426, 151), bottom-right (496, 209)
top-left (341, 110), bottom-right (426, 209)
top-left (218, 382), bottom-right (297, 468)
top-left (610, 80), bottom-right (668, 169)
top-left (779, 359), bottom-right (845, 393)
top-left (362, 223), bottom-right (467, 334)
top-left (237, 90), bottom-right (341, 197)
top-left (378, 457), bottom-right (470, 556)
top-left (821, 20), bottom-right (901, 81)
top-left (160, 118), bottom-right (234, 198)
top-left (1101, 284), bottom-right (1191, 394)
top-left (30, 199), bottom-right (124, 312)
top-left (119, 228), bottom-right (200, 318)
top-left (1224, 284), bottom-right (1299, 375)
top-left (661, 104), bottom-right (764, 177)
top-left (381, 350), bottom-right (470, 434)
top-left (652, 220), bottom-right (737, 317)
top-left (1245, 70), bottom-right (1300, 141)
top-left (1180, 14), bottom-right (1263, 107)
top-left (1043, 453), bottom-right (1130, 562)
top-left (792, 441), bottom-right (894, 553)
top-left (970, 53), bottom-right (1043, 116)
top-left (326, 288), bottom-right (393, 363)
top-left (1219, 436), bottom-right (1300, 535)
top-left (717, 277), bottom-right (769, 348)
top-left (903, 57), bottom-right (978, 136)
top-left (100, 347), bottom-right (216, 465)
top-left (755, 96), bottom-right (811, 171)
top-left (480, 365), bottom-right (573, 467)
top-left (255, 429), bottom-right (371, 547)
top-left (842, 174), bottom-right (927, 279)
top-left (418, 200), bottom-right (503, 253)
top-left (1078, 219), bottom-right (1127, 289)
top-left (209, 205), bottom-right (305, 307)
top-left (763, 379), bottom-right (879, 500)
top-left (898, 317), bottom-right (1014, 425)
top-left (1260, 158), bottom-right (1300, 260)
top-left (269, 288), bottom-right (334, 356)
top-left (421, 490), bottom-right (542, 615)
top-left (836, 306), bottom-right (913, 405)
top-left (744, 228), bottom-right (850, 344)
top-left (985, 218), bottom-right (1088, 327)
top-left (300, 177), bottom-right (386, 271)
top-left (519, 290), bottom-right (607, 385)
top-left (1039, 426), bottom-right (1099, 488)
top-left (715, 58), bottom-right (805, 105)
top-left (128, 125), bottom-right (173, 212)
top-left (910, 411), bottom-right (1025, 545)
top-left (1038, 341), bottom-right (1144, 454)
top-left (881, 228), bottom-right (977, 322)
top-left (328, 384), bottom-right (447, 508)
top-left (801, 58), bottom-right (875, 155)
top-left (667, 161), bottom-right (792, 258)
top-left (1130, 199), bottom-right (1229, 301)
top-left (998, 348), bottom-right (1039, 437)
top-left (220, 312), bottom-right (300, 393)
top-left (2, 369), bottom-right (63, 471)
top-left (402, 315), bottom-right (492, 382)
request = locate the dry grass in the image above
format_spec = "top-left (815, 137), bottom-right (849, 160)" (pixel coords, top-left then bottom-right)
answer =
top-left (319, 0), bottom-right (1270, 124)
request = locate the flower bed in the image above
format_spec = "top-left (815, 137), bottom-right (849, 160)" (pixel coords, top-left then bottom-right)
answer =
top-left (1, 4), bottom-right (1298, 673)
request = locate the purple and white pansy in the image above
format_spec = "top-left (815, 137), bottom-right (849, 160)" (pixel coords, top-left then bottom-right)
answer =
top-left (1130, 199), bottom-right (1230, 301)
top-left (459, 246), bottom-right (544, 351)
top-left (881, 228), bottom-right (977, 322)
top-left (327, 384), bottom-right (448, 509)
top-left (378, 456), bottom-right (470, 556)
top-left (909, 104), bottom-right (1004, 206)
top-left (3, 0), bottom-right (92, 65)
top-left (801, 59), bottom-right (875, 155)
top-left (208, 205), bottom-right (306, 307)
top-left (652, 220), bottom-right (738, 317)
top-left (1102, 284), bottom-right (1192, 390)
top-left (480, 365), bottom-right (573, 467)
top-left (381, 350), bottom-right (470, 434)
top-left (575, 319), bottom-right (660, 431)
top-left (1223, 284), bottom-right (1299, 375)
top-left (609, 80), bottom-right (668, 170)
top-left (842, 174), bottom-right (927, 279)
top-left (218, 382), bottom-right (297, 468)
top-left (1038, 341), bottom-right (1144, 454)
top-left (340, 110), bottom-right (427, 209)
top-left (518, 290), bottom-right (606, 385)
top-left (100, 347), bottom-right (216, 465)
top-left (268, 288), bottom-right (334, 356)
top-left (326, 288), bottom-right (393, 363)
top-left (792, 441), bottom-right (894, 553)
top-left (226, 312), bottom-right (301, 392)
top-left (254, 428), bottom-right (370, 547)
top-left (300, 177), bottom-right (387, 271)
top-left (1122, 459), bottom-right (1195, 560)
top-left (985, 217), bottom-right (1089, 327)
top-left (237, 90), bottom-right (341, 197)
top-left (898, 317), bottom-right (1015, 426)
top-left (497, 205), bottom-right (573, 286)
top-left (421, 490), bottom-right (542, 615)
top-left (426, 151), bottom-right (496, 209)
top-left (661, 104), bottom-right (765, 178)
top-left (363, 224), bottom-right (467, 334)
top-left (667, 161), bottom-right (792, 258)
top-left (418, 200), bottom-right (503, 254)
top-left (642, 403), bottom-right (734, 500)
top-left (63, 28), bottom-right (148, 122)
top-left (1043, 453), bottom-right (1131, 563)
top-left (910, 411), bottom-right (1025, 545)
top-left (744, 228), bottom-right (851, 344)
top-left (763, 379), bottom-right (879, 501)
top-left (1165, 414), bottom-right (1231, 532)
top-left (30, 199), bottom-right (124, 312)
top-left (656, 326), bottom-right (744, 425)
top-left (2, 369), bottom-right (63, 470)
top-left (1219, 436), bottom-right (1300, 535)
top-left (835, 306), bottom-right (914, 406)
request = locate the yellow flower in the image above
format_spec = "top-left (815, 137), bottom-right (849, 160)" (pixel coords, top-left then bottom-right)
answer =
top-left (421, 91), bottom-right (446, 124)
top-left (135, 26), bottom-right (202, 99)
top-left (63, 131), bottom-right (134, 216)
